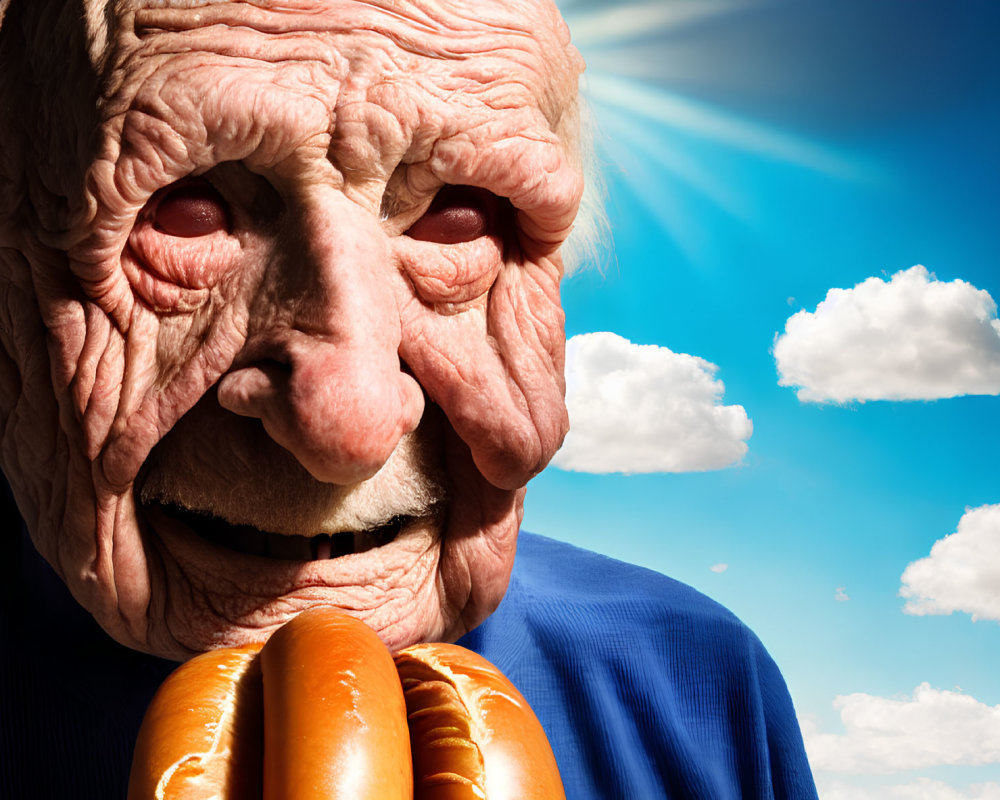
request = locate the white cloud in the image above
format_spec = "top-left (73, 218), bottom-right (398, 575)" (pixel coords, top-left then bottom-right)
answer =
top-left (835, 586), bottom-right (849, 602)
top-left (774, 265), bottom-right (1000, 403)
top-left (710, 563), bottom-right (728, 573)
top-left (801, 683), bottom-right (1000, 774)
top-left (900, 504), bottom-right (1000, 623)
top-left (817, 778), bottom-right (1000, 800)
top-left (551, 332), bottom-right (752, 473)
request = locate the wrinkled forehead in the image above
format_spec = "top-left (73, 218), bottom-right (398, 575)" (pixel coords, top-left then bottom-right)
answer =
top-left (94, 0), bottom-right (581, 125)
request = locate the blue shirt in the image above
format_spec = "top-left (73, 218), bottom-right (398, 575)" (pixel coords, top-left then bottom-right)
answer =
top-left (458, 533), bottom-right (818, 799)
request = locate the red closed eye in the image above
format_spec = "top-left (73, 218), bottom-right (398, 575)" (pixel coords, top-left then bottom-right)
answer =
top-left (153, 181), bottom-right (230, 238)
top-left (405, 186), bottom-right (498, 245)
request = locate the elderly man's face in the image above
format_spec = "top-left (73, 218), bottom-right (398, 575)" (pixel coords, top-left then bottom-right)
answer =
top-left (0, 0), bottom-right (582, 659)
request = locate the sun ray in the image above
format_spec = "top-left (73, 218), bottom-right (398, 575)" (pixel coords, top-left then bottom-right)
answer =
top-left (562, 0), bottom-right (744, 50)
top-left (585, 72), bottom-right (865, 180)
top-left (601, 135), bottom-right (709, 264)
top-left (596, 106), bottom-right (751, 222)
top-left (555, 1), bottom-right (878, 268)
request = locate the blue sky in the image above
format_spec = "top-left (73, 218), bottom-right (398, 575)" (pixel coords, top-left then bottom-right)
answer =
top-left (532, 1), bottom-right (1000, 796)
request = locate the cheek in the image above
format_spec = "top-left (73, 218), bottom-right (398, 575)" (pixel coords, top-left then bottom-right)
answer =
top-left (397, 258), bottom-right (567, 489)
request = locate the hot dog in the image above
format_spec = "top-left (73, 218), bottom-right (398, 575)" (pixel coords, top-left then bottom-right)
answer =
top-left (129, 609), bottom-right (563, 799)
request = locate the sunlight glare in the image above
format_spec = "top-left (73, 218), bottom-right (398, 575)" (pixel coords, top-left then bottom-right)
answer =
top-left (586, 72), bottom-right (864, 179)
top-left (561, 0), bottom-right (742, 50)
top-left (554, 1), bottom-right (873, 265)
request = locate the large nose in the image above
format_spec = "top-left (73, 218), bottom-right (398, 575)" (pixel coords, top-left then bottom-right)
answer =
top-left (216, 190), bottom-right (424, 485)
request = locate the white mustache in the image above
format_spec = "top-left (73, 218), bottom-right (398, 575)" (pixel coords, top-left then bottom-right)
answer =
top-left (139, 407), bottom-right (445, 536)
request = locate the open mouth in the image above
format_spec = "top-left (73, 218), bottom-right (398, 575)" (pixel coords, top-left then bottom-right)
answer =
top-left (154, 502), bottom-right (412, 561)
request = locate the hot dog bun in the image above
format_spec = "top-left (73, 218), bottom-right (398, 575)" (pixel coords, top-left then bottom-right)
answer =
top-left (259, 606), bottom-right (412, 799)
top-left (129, 612), bottom-right (562, 800)
top-left (127, 641), bottom-right (264, 800)
top-left (394, 643), bottom-right (566, 800)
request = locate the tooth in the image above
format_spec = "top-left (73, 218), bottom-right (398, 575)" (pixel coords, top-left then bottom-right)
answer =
top-left (314, 535), bottom-right (332, 560)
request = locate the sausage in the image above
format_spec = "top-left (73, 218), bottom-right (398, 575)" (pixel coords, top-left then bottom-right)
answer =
top-left (259, 607), bottom-right (411, 800)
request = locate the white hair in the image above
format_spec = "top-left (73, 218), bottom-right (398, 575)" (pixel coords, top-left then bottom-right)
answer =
top-left (561, 95), bottom-right (610, 276)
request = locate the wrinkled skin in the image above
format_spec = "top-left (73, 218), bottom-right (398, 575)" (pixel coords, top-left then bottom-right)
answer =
top-left (0, 0), bottom-right (583, 659)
